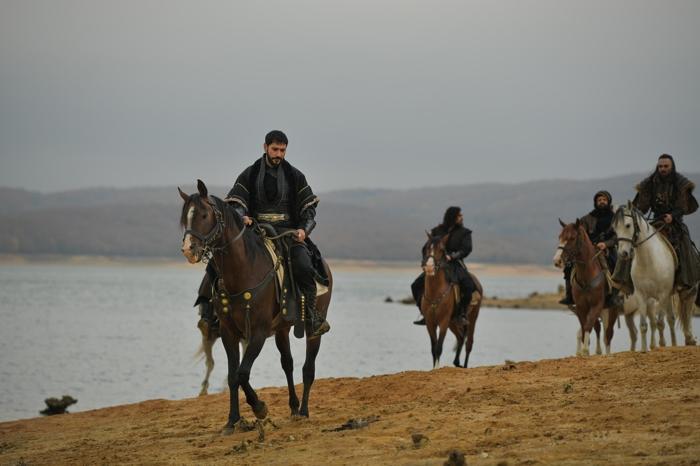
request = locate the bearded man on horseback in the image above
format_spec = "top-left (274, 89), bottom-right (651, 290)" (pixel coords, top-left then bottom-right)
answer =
top-left (633, 154), bottom-right (700, 293)
top-left (559, 190), bottom-right (621, 307)
top-left (411, 206), bottom-right (476, 326)
top-left (195, 130), bottom-right (330, 339)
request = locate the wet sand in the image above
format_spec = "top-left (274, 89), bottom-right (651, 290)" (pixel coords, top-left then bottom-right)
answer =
top-left (1, 347), bottom-right (698, 465)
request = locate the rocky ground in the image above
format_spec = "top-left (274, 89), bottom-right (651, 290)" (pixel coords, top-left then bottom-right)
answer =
top-left (1, 348), bottom-right (699, 465)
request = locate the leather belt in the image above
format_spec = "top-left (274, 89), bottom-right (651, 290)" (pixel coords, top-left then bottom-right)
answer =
top-left (256, 213), bottom-right (290, 223)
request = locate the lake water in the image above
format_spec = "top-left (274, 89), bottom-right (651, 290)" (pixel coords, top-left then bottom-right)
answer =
top-left (1, 263), bottom-right (698, 422)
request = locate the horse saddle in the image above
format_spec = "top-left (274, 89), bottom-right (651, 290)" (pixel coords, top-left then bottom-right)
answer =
top-left (258, 223), bottom-right (329, 338)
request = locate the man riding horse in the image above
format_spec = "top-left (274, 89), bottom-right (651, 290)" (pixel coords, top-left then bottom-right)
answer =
top-left (411, 206), bottom-right (476, 326)
top-left (632, 154), bottom-right (700, 296)
top-left (195, 130), bottom-right (330, 339)
top-left (559, 190), bottom-right (621, 308)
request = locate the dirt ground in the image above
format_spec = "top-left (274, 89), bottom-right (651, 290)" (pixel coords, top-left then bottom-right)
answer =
top-left (1, 347), bottom-right (699, 466)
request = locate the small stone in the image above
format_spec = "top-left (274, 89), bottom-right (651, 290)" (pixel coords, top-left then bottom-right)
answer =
top-left (385, 296), bottom-right (394, 303)
top-left (563, 383), bottom-right (573, 394)
top-left (481, 452), bottom-right (489, 458)
top-left (444, 449), bottom-right (466, 466)
top-left (411, 433), bottom-right (428, 448)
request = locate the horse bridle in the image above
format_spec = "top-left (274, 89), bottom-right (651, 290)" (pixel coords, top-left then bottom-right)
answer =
top-left (616, 208), bottom-right (665, 250)
top-left (421, 241), bottom-right (448, 272)
top-left (183, 200), bottom-right (247, 261)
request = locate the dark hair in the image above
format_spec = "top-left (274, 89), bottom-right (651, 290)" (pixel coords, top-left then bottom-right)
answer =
top-left (442, 206), bottom-right (462, 231)
top-left (265, 130), bottom-right (288, 146)
top-left (654, 153), bottom-right (676, 177)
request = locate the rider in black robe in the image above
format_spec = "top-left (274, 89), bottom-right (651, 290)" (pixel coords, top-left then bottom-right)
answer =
top-left (411, 206), bottom-right (476, 326)
top-left (196, 130), bottom-right (330, 338)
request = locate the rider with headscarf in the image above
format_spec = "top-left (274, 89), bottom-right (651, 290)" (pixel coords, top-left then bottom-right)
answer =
top-left (411, 206), bottom-right (477, 325)
top-left (559, 190), bottom-right (620, 307)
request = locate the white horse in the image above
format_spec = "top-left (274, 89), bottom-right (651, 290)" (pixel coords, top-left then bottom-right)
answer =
top-left (611, 204), bottom-right (697, 351)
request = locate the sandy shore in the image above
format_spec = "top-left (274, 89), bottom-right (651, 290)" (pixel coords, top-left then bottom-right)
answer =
top-left (1, 347), bottom-right (698, 465)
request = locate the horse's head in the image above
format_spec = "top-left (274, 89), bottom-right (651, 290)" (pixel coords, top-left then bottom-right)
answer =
top-left (179, 180), bottom-right (221, 264)
top-left (553, 218), bottom-right (584, 268)
top-left (612, 201), bottom-right (646, 263)
top-left (422, 231), bottom-right (449, 276)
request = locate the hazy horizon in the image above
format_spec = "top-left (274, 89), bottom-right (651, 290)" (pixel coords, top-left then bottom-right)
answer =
top-left (2, 1), bottom-right (699, 193)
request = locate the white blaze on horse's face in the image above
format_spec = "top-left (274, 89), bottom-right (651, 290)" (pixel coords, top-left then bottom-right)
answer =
top-left (182, 205), bottom-right (200, 264)
top-left (553, 239), bottom-right (566, 269)
top-left (423, 244), bottom-right (436, 276)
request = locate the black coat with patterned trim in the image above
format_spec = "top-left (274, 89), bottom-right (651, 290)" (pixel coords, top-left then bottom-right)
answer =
top-left (225, 156), bottom-right (320, 234)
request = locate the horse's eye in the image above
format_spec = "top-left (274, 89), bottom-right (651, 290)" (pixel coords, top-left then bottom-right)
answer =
top-left (201, 214), bottom-right (207, 219)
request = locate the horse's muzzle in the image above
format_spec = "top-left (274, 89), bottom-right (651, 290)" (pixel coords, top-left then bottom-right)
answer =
top-left (181, 235), bottom-right (203, 264)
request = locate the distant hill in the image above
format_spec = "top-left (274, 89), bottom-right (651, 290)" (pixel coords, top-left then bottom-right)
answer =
top-left (1, 173), bottom-right (698, 264)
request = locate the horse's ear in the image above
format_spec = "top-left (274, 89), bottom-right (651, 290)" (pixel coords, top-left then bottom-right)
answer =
top-left (558, 218), bottom-right (566, 228)
top-left (197, 179), bottom-right (209, 199)
top-left (575, 218), bottom-right (581, 228)
top-left (425, 230), bottom-right (431, 239)
top-left (178, 187), bottom-right (189, 203)
top-left (627, 199), bottom-right (632, 209)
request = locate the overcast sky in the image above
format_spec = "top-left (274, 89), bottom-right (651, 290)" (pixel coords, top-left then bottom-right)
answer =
top-left (1, 0), bottom-right (699, 193)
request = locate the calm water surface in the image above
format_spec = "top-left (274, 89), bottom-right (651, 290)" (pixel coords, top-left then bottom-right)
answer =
top-left (1, 263), bottom-right (697, 422)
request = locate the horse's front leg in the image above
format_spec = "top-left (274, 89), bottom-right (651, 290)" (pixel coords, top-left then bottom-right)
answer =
top-left (426, 318), bottom-right (438, 367)
top-left (275, 329), bottom-right (300, 417)
top-left (237, 332), bottom-right (269, 420)
top-left (220, 328), bottom-right (241, 435)
top-left (625, 313), bottom-right (638, 352)
top-left (647, 299), bottom-right (660, 350)
top-left (433, 316), bottom-right (449, 369)
top-left (300, 334), bottom-right (322, 417)
top-left (594, 317), bottom-right (603, 355)
top-left (656, 308), bottom-right (667, 347)
top-left (453, 328), bottom-right (465, 368)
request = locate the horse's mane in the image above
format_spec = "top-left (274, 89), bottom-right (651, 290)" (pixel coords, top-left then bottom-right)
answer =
top-left (612, 205), bottom-right (627, 225)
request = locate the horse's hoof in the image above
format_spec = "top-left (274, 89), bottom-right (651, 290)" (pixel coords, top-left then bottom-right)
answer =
top-left (685, 337), bottom-right (697, 346)
top-left (253, 401), bottom-right (268, 420)
top-left (222, 424), bottom-right (236, 436)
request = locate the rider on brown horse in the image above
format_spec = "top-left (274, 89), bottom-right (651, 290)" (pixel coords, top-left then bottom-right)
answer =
top-left (633, 154), bottom-right (700, 297)
top-left (411, 206), bottom-right (476, 326)
top-left (559, 190), bottom-right (620, 307)
top-left (195, 130), bottom-right (330, 338)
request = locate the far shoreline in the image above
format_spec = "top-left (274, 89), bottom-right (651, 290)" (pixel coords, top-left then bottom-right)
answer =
top-left (0, 254), bottom-right (560, 277)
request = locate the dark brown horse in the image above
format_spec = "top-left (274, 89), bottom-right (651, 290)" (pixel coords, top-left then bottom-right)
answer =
top-left (179, 180), bottom-right (333, 434)
top-left (553, 219), bottom-right (618, 355)
top-left (421, 233), bottom-right (483, 368)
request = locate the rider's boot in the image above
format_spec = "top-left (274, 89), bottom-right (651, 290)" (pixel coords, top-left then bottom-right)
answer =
top-left (413, 291), bottom-right (426, 325)
top-left (196, 297), bottom-right (219, 332)
top-left (451, 293), bottom-right (470, 326)
top-left (604, 287), bottom-right (623, 308)
top-left (559, 278), bottom-right (575, 306)
top-left (305, 291), bottom-right (330, 339)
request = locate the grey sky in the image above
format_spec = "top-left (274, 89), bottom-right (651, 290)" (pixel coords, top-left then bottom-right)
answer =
top-left (1, 0), bottom-right (699, 193)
